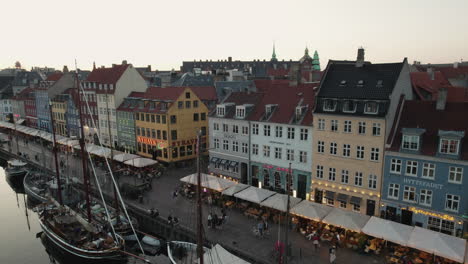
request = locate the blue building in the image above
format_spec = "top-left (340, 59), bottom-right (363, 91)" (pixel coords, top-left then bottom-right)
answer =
top-left (63, 89), bottom-right (80, 138)
top-left (382, 97), bottom-right (468, 238)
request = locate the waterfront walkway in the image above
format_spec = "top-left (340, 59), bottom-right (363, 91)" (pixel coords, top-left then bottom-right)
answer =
top-left (4, 135), bottom-right (384, 264)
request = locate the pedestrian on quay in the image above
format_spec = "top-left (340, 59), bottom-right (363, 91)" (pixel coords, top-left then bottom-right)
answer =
top-left (173, 217), bottom-right (179, 227)
top-left (207, 213), bottom-right (212, 228)
top-left (329, 249), bottom-right (336, 264)
top-left (172, 189), bottom-right (178, 199)
top-left (313, 234), bottom-right (320, 252)
top-left (168, 214), bottom-right (173, 226)
top-left (257, 221), bottom-right (264, 237)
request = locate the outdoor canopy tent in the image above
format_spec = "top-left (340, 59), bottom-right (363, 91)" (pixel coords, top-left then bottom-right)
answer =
top-left (322, 207), bottom-right (370, 232)
top-left (199, 244), bottom-right (250, 264)
top-left (260, 193), bottom-right (301, 212)
top-left (221, 183), bottom-right (250, 196)
top-left (290, 200), bottom-right (334, 222)
top-left (233, 186), bottom-right (275, 204)
top-left (180, 173), bottom-right (237, 192)
top-left (124, 157), bottom-right (158, 168)
top-left (113, 153), bottom-right (139, 162)
top-left (361, 216), bottom-right (414, 246)
top-left (464, 243), bottom-right (468, 264)
top-left (407, 226), bottom-right (467, 263)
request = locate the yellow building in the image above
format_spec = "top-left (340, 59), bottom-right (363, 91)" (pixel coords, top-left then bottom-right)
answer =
top-left (311, 54), bottom-right (413, 216)
top-left (51, 97), bottom-right (67, 137)
top-left (134, 86), bottom-right (216, 163)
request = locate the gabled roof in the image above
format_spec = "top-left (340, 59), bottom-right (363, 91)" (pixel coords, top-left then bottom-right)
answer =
top-left (45, 72), bottom-right (63, 82)
top-left (388, 100), bottom-right (468, 161)
top-left (437, 66), bottom-right (468, 79)
top-left (171, 73), bottom-right (214, 87)
top-left (86, 64), bottom-right (129, 84)
top-left (317, 60), bottom-right (404, 100)
top-left (411, 71), bottom-right (451, 101)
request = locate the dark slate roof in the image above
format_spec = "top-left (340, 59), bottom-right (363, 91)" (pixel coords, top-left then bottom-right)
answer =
top-left (317, 60), bottom-right (404, 100)
top-left (209, 92), bottom-right (264, 119)
top-left (12, 71), bottom-right (43, 86)
top-left (0, 85), bottom-right (13, 99)
top-left (171, 73), bottom-right (214, 87)
top-left (388, 101), bottom-right (468, 161)
top-left (0, 76), bottom-right (14, 90)
top-left (214, 81), bottom-right (256, 100)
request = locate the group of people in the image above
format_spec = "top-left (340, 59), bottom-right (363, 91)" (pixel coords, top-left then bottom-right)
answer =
top-left (255, 219), bottom-right (269, 237)
top-left (207, 209), bottom-right (227, 229)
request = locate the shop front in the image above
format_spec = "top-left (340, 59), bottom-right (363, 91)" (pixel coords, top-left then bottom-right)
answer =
top-left (209, 152), bottom-right (248, 183)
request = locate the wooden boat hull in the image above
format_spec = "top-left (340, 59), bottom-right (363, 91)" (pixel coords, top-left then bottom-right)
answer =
top-left (23, 173), bottom-right (48, 203)
top-left (39, 219), bottom-right (125, 260)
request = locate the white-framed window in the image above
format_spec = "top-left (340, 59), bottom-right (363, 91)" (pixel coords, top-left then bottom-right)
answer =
top-left (448, 167), bottom-right (463, 184)
top-left (216, 105), bottom-right (226, 116)
top-left (274, 147), bottom-right (282, 159)
top-left (232, 125), bottom-right (239, 134)
top-left (232, 141), bottom-right (239, 152)
top-left (445, 194), bottom-right (460, 212)
top-left (252, 124), bottom-right (259, 135)
top-left (428, 217), bottom-right (455, 235)
top-left (341, 170), bottom-right (349, 184)
top-left (370, 147), bottom-right (380, 161)
top-left (330, 142), bottom-right (337, 155)
top-left (352, 204), bottom-right (360, 212)
top-left (372, 123), bottom-right (381, 136)
top-left (342, 100), bottom-right (356, 113)
top-left (368, 174), bottom-right (377, 189)
top-left (252, 144), bottom-right (259, 155)
top-left (316, 165), bottom-right (324, 179)
top-left (343, 144), bottom-right (350, 157)
top-left (403, 186), bottom-right (417, 202)
top-left (354, 172), bottom-right (363, 186)
top-left (326, 198), bottom-right (334, 206)
top-left (357, 146), bottom-right (365, 159)
top-left (286, 149), bottom-right (294, 161)
top-left (406, 161), bottom-right (418, 176)
top-left (223, 140), bottom-right (229, 150)
top-left (213, 123), bottom-right (219, 131)
top-left (263, 145), bottom-right (270, 157)
top-left (328, 168), bottom-right (336, 181)
top-left (264, 125), bottom-right (271, 136)
top-left (364, 102), bottom-right (378, 114)
top-left (299, 151), bottom-right (307, 163)
top-left (358, 122), bottom-right (366, 135)
top-left (242, 143), bottom-right (248, 154)
top-left (344, 120), bottom-right (352, 133)
top-left (287, 127), bottom-right (295, 139)
top-left (214, 138), bottom-right (219, 149)
top-left (331, 120), bottom-right (338, 132)
top-left (390, 159), bottom-right (402, 174)
top-left (420, 189), bottom-right (432, 206)
top-left (318, 118), bottom-right (325, 130)
top-left (388, 183), bottom-right (399, 199)
top-left (323, 99), bottom-right (337, 111)
top-left (402, 135), bottom-right (419, 150)
top-left (275, 126), bottom-right (283, 138)
top-left (236, 107), bottom-right (245, 118)
top-left (440, 139), bottom-right (460, 155)
top-left (300, 128), bottom-right (308, 140)
top-left (223, 124), bottom-right (228, 132)
top-left (339, 201), bottom-right (347, 208)
top-left (422, 163), bottom-right (436, 180)
top-left (242, 126), bottom-right (248, 135)
top-left (317, 141), bottom-right (325, 153)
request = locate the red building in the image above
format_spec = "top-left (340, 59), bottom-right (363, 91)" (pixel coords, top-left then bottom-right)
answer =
top-left (21, 87), bottom-right (38, 128)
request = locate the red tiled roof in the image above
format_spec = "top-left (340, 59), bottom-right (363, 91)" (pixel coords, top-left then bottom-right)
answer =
top-left (46, 72), bottom-right (63, 82)
top-left (388, 100), bottom-right (468, 161)
top-left (86, 64), bottom-right (129, 84)
top-left (267, 68), bottom-right (289, 77)
top-left (446, 86), bottom-right (468, 102)
top-left (411, 72), bottom-right (451, 100)
top-left (15, 87), bottom-right (35, 100)
top-left (438, 66), bottom-right (468, 79)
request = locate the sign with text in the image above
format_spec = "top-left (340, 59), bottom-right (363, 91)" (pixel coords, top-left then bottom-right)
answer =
top-left (403, 178), bottom-right (443, 190)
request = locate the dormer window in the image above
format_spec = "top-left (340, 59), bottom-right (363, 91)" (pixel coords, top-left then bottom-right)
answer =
top-left (342, 100), bottom-right (356, 113)
top-left (402, 135), bottom-right (419, 151)
top-left (440, 139), bottom-right (460, 155)
top-left (323, 100), bottom-right (337, 112)
top-left (236, 106), bottom-right (245, 119)
top-left (216, 105), bottom-right (226, 117)
top-left (357, 80), bottom-right (364, 87)
top-left (364, 102), bottom-right (378, 114)
top-left (265, 104), bottom-right (277, 118)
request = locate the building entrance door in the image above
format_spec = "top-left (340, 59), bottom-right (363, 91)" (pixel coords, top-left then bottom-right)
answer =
top-left (314, 189), bottom-right (323, 204)
top-left (240, 162), bottom-right (248, 184)
top-left (366, 199), bottom-right (376, 216)
top-left (297, 174), bottom-right (307, 199)
top-left (401, 209), bottom-right (413, 225)
top-left (385, 206), bottom-right (397, 221)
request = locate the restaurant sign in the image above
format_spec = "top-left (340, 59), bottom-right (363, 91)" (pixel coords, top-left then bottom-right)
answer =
top-left (262, 164), bottom-right (291, 173)
top-left (137, 137), bottom-right (167, 149)
top-left (403, 178), bottom-right (443, 190)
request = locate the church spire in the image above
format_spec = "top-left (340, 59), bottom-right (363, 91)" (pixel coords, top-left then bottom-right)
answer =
top-left (312, 50), bottom-right (320, 71)
top-left (304, 46), bottom-right (309, 56)
top-left (271, 43), bottom-right (278, 62)
top-left (93, 61), bottom-right (96, 70)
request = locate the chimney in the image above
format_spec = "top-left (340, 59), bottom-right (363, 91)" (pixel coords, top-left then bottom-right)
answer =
top-left (427, 67), bottom-right (435, 80)
top-left (356, 47), bottom-right (365, 67)
top-left (62, 65), bottom-right (69, 73)
top-left (228, 57), bottom-right (232, 62)
top-left (436, 87), bottom-right (448, 111)
top-left (122, 60), bottom-right (127, 65)
top-left (454, 62), bottom-right (459, 69)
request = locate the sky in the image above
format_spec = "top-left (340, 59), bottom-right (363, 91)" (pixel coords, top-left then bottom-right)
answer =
top-left (1, 0), bottom-right (467, 71)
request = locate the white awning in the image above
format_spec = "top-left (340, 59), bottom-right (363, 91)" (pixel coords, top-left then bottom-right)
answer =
top-left (16, 119), bottom-right (25, 125)
top-left (361, 216), bottom-right (414, 246)
top-left (260, 193), bottom-right (301, 212)
top-left (290, 200), bottom-right (334, 222)
top-left (233, 186), bottom-right (276, 204)
top-left (180, 173), bottom-right (237, 192)
top-left (113, 153), bottom-right (140, 162)
top-left (221, 183), bottom-right (250, 196)
top-left (200, 244), bottom-right (250, 264)
top-left (407, 226), bottom-right (466, 263)
top-left (124, 157), bottom-right (158, 168)
top-left (322, 207), bottom-right (370, 232)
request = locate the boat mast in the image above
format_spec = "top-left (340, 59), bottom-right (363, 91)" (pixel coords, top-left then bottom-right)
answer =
top-left (105, 86), bottom-right (120, 223)
top-left (74, 65), bottom-right (92, 222)
top-left (48, 99), bottom-right (63, 205)
top-left (284, 162), bottom-right (292, 264)
top-left (196, 130), bottom-right (204, 264)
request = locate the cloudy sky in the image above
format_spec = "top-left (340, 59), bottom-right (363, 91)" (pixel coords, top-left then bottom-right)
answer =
top-left (1, 0), bottom-right (467, 71)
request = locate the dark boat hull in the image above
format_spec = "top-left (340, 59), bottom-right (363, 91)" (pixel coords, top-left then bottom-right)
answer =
top-left (23, 173), bottom-right (48, 203)
top-left (39, 219), bottom-right (125, 261)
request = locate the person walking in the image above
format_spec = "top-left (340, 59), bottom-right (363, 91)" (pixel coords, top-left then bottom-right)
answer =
top-left (257, 221), bottom-right (264, 237)
top-left (329, 250), bottom-right (336, 264)
top-left (313, 234), bottom-right (320, 252)
top-left (207, 213), bottom-right (212, 228)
